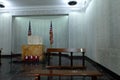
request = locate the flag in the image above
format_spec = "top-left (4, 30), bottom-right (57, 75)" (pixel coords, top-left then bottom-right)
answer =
top-left (28, 21), bottom-right (32, 36)
top-left (49, 21), bottom-right (53, 46)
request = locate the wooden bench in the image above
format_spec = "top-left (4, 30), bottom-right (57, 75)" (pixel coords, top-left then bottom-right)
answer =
top-left (46, 48), bottom-right (86, 69)
top-left (27, 69), bottom-right (102, 80)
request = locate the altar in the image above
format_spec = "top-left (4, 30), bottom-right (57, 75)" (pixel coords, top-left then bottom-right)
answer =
top-left (22, 36), bottom-right (44, 61)
top-left (22, 45), bottom-right (44, 61)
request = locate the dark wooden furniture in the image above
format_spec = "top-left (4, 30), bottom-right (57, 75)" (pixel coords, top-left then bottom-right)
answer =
top-left (27, 69), bottom-right (102, 80)
top-left (46, 48), bottom-right (86, 69)
top-left (24, 48), bottom-right (102, 80)
top-left (0, 50), bottom-right (1, 65)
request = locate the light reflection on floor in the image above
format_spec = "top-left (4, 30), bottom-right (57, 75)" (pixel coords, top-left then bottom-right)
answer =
top-left (0, 57), bottom-right (113, 80)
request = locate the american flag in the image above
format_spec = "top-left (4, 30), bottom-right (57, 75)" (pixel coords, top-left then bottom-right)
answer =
top-left (49, 21), bottom-right (53, 45)
top-left (28, 21), bottom-right (32, 36)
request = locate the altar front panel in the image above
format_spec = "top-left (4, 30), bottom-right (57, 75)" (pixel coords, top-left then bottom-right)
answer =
top-left (22, 45), bottom-right (44, 61)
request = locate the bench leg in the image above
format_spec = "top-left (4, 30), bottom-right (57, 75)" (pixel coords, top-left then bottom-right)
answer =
top-left (91, 76), bottom-right (97, 80)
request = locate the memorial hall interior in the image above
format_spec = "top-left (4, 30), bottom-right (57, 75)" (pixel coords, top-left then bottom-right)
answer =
top-left (0, 0), bottom-right (120, 80)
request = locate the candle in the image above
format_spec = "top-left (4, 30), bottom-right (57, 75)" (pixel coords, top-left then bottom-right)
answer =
top-left (25, 56), bottom-right (28, 60)
top-left (30, 55), bottom-right (33, 59)
top-left (81, 48), bottom-right (83, 52)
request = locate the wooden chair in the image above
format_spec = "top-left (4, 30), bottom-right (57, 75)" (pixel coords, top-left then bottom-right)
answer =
top-left (46, 48), bottom-right (86, 69)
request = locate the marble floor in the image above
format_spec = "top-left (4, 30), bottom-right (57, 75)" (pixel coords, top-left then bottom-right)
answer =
top-left (0, 56), bottom-right (116, 80)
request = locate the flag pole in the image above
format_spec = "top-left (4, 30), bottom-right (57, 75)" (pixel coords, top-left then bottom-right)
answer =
top-left (28, 21), bottom-right (32, 36)
top-left (50, 44), bottom-right (52, 48)
top-left (49, 21), bottom-right (53, 48)
top-left (49, 21), bottom-right (53, 58)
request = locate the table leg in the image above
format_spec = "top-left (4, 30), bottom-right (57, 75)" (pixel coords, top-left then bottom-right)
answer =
top-left (70, 52), bottom-right (73, 67)
top-left (59, 52), bottom-right (61, 66)
top-left (82, 52), bottom-right (85, 67)
top-left (48, 53), bottom-right (50, 65)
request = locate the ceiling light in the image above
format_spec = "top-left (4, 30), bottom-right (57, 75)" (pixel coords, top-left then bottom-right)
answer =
top-left (0, 2), bottom-right (5, 8)
top-left (68, 1), bottom-right (77, 6)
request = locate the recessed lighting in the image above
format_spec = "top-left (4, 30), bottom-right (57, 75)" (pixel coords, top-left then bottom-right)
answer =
top-left (68, 1), bottom-right (77, 6)
top-left (0, 2), bottom-right (5, 8)
top-left (0, 4), bottom-right (5, 8)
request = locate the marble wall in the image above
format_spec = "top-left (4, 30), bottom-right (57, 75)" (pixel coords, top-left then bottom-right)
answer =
top-left (68, 12), bottom-right (86, 48)
top-left (0, 13), bottom-right (12, 55)
top-left (109, 0), bottom-right (120, 75)
top-left (85, 0), bottom-right (120, 75)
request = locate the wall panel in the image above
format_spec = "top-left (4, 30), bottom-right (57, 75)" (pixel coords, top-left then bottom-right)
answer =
top-left (68, 12), bottom-right (86, 49)
top-left (85, 0), bottom-right (120, 75)
top-left (0, 13), bottom-right (12, 55)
